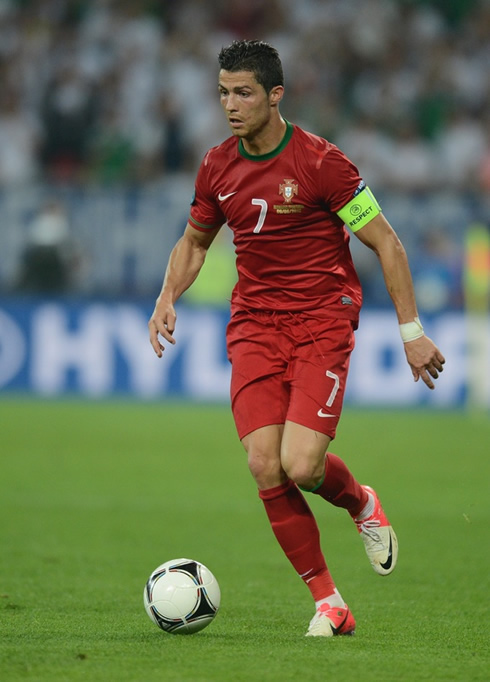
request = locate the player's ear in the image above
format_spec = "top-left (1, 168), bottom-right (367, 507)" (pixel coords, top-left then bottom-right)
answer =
top-left (269, 85), bottom-right (284, 108)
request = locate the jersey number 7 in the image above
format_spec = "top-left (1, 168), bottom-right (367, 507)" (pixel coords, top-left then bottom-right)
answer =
top-left (252, 198), bottom-right (268, 233)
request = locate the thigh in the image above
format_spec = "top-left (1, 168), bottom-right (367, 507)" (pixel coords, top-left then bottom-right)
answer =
top-left (286, 317), bottom-right (355, 439)
top-left (227, 312), bottom-right (291, 440)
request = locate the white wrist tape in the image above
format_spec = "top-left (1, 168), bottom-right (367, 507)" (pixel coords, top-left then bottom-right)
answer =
top-left (399, 317), bottom-right (424, 343)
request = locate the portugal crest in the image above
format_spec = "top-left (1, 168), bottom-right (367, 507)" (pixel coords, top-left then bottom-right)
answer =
top-left (279, 179), bottom-right (298, 204)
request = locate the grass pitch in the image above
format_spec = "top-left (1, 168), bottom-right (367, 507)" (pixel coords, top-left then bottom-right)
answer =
top-left (1, 400), bottom-right (489, 681)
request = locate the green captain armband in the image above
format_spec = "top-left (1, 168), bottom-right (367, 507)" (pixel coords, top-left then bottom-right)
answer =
top-left (337, 187), bottom-right (382, 232)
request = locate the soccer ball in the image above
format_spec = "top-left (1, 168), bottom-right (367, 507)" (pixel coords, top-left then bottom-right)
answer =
top-left (143, 558), bottom-right (221, 634)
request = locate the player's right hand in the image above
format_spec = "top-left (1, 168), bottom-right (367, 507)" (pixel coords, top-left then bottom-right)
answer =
top-left (148, 300), bottom-right (177, 357)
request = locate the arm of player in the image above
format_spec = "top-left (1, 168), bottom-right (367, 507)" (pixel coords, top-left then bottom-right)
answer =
top-left (148, 222), bottom-right (221, 357)
top-left (354, 213), bottom-right (446, 390)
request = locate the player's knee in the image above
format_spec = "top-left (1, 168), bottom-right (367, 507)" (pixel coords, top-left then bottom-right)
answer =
top-left (282, 459), bottom-right (323, 491)
top-left (242, 427), bottom-right (284, 489)
top-left (247, 449), bottom-right (284, 489)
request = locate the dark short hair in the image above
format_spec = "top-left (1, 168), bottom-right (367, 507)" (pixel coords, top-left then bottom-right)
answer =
top-left (218, 40), bottom-right (284, 94)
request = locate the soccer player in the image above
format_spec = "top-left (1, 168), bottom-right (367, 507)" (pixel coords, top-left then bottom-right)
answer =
top-left (149, 40), bottom-right (445, 637)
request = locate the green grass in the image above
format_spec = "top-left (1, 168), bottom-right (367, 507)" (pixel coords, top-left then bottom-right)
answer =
top-left (1, 400), bottom-right (489, 682)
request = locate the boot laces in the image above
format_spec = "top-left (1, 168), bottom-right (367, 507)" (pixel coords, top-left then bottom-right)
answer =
top-left (358, 519), bottom-right (385, 548)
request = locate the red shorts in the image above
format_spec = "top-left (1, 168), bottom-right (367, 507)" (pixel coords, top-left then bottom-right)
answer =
top-left (226, 310), bottom-right (356, 441)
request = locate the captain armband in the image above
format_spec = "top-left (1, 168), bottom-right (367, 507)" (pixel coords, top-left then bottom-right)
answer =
top-left (337, 187), bottom-right (382, 232)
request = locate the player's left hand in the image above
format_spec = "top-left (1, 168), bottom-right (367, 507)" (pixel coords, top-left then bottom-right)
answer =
top-left (404, 336), bottom-right (446, 390)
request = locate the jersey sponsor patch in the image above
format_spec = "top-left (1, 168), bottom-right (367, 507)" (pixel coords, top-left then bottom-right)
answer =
top-left (336, 187), bottom-right (381, 232)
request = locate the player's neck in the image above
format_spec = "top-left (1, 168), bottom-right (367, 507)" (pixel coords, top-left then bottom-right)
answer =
top-left (241, 116), bottom-right (287, 157)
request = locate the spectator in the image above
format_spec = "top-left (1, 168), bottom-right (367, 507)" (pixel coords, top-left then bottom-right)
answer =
top-left (16, 200), bottom-right (83, 294)
top-left (40, 66), bottom-right (98, 181)
top-left (0, 0), bottom-right (488, 187)
top-left (0, 88), bottom-right (40, 186)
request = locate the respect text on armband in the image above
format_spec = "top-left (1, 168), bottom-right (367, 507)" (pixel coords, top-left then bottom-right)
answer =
top-left (336, 187), bottom-right (381, 232)
top-left (348, 205), bottom-right (374, 227)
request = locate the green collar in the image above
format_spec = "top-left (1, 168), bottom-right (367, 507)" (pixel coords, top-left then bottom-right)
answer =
top-left (238, 120), bottom-right (293, 161)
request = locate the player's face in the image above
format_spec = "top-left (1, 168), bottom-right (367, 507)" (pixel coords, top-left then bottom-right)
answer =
top-left (218, 70), bottom-right (281, 141)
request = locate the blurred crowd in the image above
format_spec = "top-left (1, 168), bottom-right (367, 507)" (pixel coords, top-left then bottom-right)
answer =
top-left (0, 0), bottom-right (489, 191)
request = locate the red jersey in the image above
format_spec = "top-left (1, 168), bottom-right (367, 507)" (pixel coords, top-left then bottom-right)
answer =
top-left (189, 122), bottom-right (364, 322)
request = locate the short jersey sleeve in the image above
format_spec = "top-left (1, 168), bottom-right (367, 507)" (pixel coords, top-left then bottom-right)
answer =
top-left (189, 151), bottom-right (226, 231)
top-left (319, 144), bottom-right (365, 214)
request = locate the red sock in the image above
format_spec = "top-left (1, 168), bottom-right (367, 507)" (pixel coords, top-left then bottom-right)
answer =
top-left (259, 480), bottom-right (336, 601)
top-left (313, 453), bottom-right (368, 517)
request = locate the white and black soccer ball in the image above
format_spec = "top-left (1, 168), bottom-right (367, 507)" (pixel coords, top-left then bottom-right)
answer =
top-left (143, 558), bottom-right (221, 634)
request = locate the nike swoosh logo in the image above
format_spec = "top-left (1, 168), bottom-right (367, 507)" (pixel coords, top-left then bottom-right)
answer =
top-left (218, 191), bottom-right (237, 201)
top-left (300, 569), bottom-right (313, 579)
top-left (317, 409), bottom-right (337, 418)
top-left (380, 534), bottom-right (393, 571)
